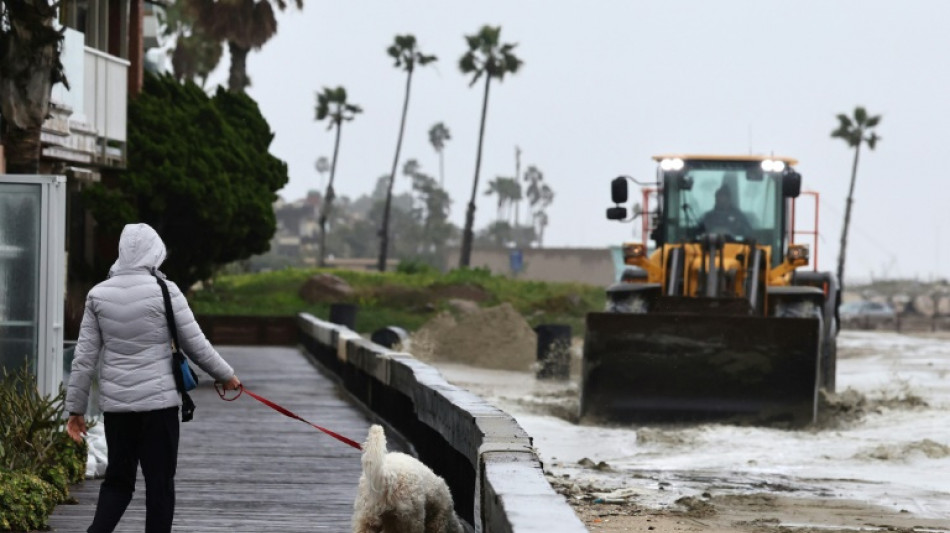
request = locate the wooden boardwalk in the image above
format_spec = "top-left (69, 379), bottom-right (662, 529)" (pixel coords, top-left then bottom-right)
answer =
top-left (48, 346), bottom-right (391, 532)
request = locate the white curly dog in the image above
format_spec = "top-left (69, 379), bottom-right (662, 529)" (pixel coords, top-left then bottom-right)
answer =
top-left (352, 424), bottom-right (464, 533)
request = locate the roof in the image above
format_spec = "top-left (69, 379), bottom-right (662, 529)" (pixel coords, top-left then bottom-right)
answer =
top-left (652, 154), bottom-right (799, 165)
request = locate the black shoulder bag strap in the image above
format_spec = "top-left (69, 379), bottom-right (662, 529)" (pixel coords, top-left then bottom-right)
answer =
top-left (154, 274), bottom-right (196, 422)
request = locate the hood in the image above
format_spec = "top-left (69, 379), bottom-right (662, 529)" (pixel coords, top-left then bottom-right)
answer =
top-left (109, 223), bottom-right (167, 276)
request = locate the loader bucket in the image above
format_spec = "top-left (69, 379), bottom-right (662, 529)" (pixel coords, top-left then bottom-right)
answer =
top-left (580, 312), bottom-right (822, 426)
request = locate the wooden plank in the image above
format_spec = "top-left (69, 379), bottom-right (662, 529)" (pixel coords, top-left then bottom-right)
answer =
top-left (47, 346), bottom-right (393, 532)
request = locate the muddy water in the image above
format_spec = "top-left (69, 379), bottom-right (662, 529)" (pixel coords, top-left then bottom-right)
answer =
top-left (430, 331), bottom-right (950, 530)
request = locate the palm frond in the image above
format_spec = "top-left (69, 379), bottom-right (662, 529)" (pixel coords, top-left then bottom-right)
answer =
top-left (464, 34), bottom-right (481, 51)
top-left (417, 53), bottom-right (438, 65)
top-left (853, 106), bottom-right (867, 124)
top-left (459, 52), bottom-right (477, 73)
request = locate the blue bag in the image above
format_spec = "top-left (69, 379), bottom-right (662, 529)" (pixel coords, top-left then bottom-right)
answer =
top-left (154, 274), bottom-right (198, 420)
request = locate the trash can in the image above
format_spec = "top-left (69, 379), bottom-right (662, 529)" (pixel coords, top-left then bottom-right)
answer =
top-left (329, 303), bottom-right (358, 330)
top-left (535, 324), bottom-right (571, 380)
top-left (371, 326), bottom-right (410, 350)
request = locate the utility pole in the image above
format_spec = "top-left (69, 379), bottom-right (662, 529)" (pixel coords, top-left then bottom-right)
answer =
top-left (515, 145), bottom-right (522, 227)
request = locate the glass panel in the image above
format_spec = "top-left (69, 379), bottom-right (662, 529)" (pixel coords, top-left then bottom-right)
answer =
top-left (663, 161), bottom-right (785, 265)
top-left (0, 183), bottom-right (41, 375)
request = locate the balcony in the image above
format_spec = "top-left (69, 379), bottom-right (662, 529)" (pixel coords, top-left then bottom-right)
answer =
top-left (42, 28), bottom-right (128, 173)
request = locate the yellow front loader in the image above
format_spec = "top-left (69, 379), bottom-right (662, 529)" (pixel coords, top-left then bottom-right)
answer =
top-left (581, 155), bottom-right (839, 426)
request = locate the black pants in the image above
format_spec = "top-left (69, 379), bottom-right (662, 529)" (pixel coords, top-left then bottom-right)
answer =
top-left (88, 407), bottom-right (179, 533)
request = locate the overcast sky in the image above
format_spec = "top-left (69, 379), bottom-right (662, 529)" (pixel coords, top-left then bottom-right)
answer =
top-left (202, 1), bottom-right (948, 283)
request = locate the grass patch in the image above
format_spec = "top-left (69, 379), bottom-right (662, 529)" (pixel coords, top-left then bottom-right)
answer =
top-left (190, 267), bottom-right (605, 334)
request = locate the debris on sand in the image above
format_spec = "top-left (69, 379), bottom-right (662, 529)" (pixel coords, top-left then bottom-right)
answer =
top-left (577, 457), bottom-right (613, 471)
top-left (816, 385), bottom-right (929, 429)
top-left (410, 303), bottom-right (537, 371)
top-left (674, 496), bottom-right (716, 518)
top-left (855, 439), bottom-right (950, 461)
top-left (636, 427), bottom-right (695, 446)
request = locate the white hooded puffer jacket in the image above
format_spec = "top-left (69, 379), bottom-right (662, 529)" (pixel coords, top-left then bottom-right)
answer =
top-left (66, 223), bottom-right (234, 414)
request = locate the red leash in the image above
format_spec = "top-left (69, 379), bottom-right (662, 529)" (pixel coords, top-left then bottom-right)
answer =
top-left (216, 383), bottom-right (362, 451)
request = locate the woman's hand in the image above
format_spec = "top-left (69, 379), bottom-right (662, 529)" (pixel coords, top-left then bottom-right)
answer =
top-left (222, 375), bottom-right (242, 391)
top-left (66, 414), bottom-right (87, 444)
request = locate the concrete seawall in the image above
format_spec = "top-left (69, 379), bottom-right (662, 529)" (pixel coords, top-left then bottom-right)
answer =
top-left (297, 313), bottom-right (587, 533)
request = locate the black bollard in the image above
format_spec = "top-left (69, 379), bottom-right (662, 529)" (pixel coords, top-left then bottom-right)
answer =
top-left (329, 303), bottom-right (358, 330)
top-left (371, 326), bottom-right (410, 350)
top-left (535, 324), bottom-right (572, 380)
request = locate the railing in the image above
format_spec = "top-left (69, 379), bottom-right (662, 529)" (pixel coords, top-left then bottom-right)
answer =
top-left (42, 30), bottom-right (129, 170)
top-left (84, 47), bottom-right (129, 166)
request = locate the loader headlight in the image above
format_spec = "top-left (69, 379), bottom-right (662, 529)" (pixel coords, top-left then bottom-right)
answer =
top-left (660, 158), bottom-right (685, 171)
top-left (623, 242), bottom-right (647, 261)
top-left (787, 244), bottom-right (809, 263)
top-left (761, 159), bottom-right (786, 172)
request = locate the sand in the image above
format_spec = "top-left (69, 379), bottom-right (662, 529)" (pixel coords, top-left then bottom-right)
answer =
top-left (410, 303), bottom-right (538, 371)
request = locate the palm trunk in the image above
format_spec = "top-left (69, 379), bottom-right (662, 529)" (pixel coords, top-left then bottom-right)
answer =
top-left (319, 121), bottom-right (343, 267)
top-left (515, 148), bottom-right (521, 230)
top-left (378, 68), bottom-right (414, 272)
top-left (1, 123), bottom-right (42, 173)
top-left (438, 149), bottom-right (445, 188)
top-left (836, 142), bottom-right (862, 292)
top-left (0, 1), bottom-right (63, 174)
top-left (460, 73), bottom-right (492, 267)
top-left (227, 41), bottom-right (250, 93)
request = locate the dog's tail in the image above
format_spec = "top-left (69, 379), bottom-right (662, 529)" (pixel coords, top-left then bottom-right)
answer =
top-left (361, 424), bottom-right (388, 493)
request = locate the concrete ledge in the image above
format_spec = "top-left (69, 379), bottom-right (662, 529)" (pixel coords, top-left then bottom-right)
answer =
top-left (482, 452), bottom-right (584, 533)
top-left (296, 313), bottom-right (586, 533)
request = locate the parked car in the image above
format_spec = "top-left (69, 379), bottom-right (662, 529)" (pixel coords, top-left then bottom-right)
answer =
top-left (839, 300), bottom-right (897, 329)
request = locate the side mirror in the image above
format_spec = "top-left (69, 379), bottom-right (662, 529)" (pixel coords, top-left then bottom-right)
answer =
top-left (611, 177), bottom-right (628, 204)
top-left (782, 172), bottom-right (802, 198)
top-left (676, 175), bottom-right (694, 190)
top-left (606, 206), bottom-right (627, 220)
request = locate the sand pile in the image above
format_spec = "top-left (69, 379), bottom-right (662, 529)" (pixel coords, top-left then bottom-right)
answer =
top-left (411, 303), bottom-right (537, 371)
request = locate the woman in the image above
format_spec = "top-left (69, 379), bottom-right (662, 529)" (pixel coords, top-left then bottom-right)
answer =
top-left (66, 223), bottom-right (241, 533)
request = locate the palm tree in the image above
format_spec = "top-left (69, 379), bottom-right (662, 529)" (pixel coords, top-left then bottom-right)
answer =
top-left (378, 34), bottom-right (436, 272)
top-left (500, 176), bottom-right (522, 226)
top-left (0, 0), bottom-right (67, 173)
top-left (162, 0), bottom-right (222, 87)
top-left (831, 107), bottom-right (881, 292)
top-left (315, 86), bottom-right (362, 267)
top-left (457, 25), bottom-right (523, 267)
top-left (188, 0), bottom-right (302, 93)
top-left (428, 122), bottom-right (451, 187)
top-left (533, 183), bottom-right (554, 247)
top-left (523, 165), bottom-right (543, 227)
top-left (484, 177), bottom-right (508, 222)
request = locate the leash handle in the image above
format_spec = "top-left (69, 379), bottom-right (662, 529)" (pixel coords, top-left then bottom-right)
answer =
top-left (216, 383), bottom-right (362, 451)
top-left (215, 382), bottom-right (244, 401)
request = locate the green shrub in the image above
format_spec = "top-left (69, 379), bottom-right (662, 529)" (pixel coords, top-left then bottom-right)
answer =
top-left (0, 363), bottom-right (65, 473)
top-left (189, 266), bottom-right (607, 337)
top-left (395, 259), bottom-right (439, 276)
top-left (0, 470), bottom-right (59, 531)
top-left (0, 363), bottom-right (88, 530)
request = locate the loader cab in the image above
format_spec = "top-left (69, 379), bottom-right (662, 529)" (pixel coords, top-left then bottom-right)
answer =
top-left (654, 156), bottom-right (800, 266)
